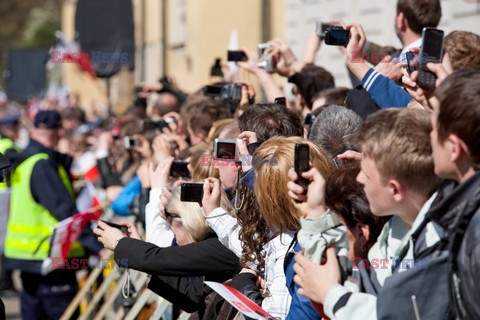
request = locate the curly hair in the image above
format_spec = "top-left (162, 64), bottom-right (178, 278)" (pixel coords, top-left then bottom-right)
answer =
top-left (234, 180), bottom-right (271, 273)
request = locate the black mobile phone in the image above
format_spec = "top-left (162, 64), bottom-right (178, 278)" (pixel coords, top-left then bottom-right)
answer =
top-left (418, 27), bottom-right (444, 91)
top-left (295, 143), bottom-right (310, 193)
top-left (405, 51), bottom-right (418, 73)
top-left (124, 136), bottom-right (140, 149)
top-left (324, 27), bottom-right (351, 47)
top-left (180, 183), bottom-right (204, 203)
top-left (100, 220), bottom-right (129, 234)
top-left (227, 50), bottom-right (247, 62)
top-left (170, 160), bottom-right (191, 178)
top-left (213, 138), bottom-right (238, 159)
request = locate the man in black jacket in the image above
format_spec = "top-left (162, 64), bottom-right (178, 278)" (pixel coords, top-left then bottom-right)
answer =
top-left (4, 111), bottom-right (104, 319)
top-left (428, 66), bottom-right (480, 319)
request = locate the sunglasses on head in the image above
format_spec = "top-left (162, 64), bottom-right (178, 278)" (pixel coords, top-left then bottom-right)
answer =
top-left (164, 208), bottom-right (181, 220)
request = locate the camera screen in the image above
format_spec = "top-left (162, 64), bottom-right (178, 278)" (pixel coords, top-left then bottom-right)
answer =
top-left (327, 29), bottom-right (350, 46)
top-left (216, 142), bottom-right (236, 158)
top-left (180, 183), bottom-right (204, 203)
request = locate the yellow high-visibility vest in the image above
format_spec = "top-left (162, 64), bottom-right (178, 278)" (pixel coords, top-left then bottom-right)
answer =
top-left (4, 153), bottom-right (84, 260)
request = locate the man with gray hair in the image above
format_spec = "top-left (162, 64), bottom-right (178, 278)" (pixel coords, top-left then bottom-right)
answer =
top-left (307, 105), bottom-right (362, 160)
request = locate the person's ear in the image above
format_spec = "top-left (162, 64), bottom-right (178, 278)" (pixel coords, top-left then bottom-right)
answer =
top-left (389, 179), bottom-right (405, 203)
top-left (396, 12), bottom-right (407, 32)
top-left (356, 223), bottom-right (371, 247)
top-left (448, 134), bottom-right (468, 163)
top-left (193, 132), bottom-right (206, 144)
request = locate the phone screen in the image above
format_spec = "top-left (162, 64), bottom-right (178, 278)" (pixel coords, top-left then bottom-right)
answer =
top-left (180, 183), bottom-right (204, 203)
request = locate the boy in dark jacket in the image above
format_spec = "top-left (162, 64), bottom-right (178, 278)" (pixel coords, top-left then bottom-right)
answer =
top-left (428, 66), bottom-right (480, 319)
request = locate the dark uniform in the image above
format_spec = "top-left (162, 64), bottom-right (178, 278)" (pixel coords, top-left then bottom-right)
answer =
top-left (3, 111), bottom-right (102, 319)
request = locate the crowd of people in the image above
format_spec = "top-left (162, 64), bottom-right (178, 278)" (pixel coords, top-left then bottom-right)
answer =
top-left (1, 0), bottom-right (480, 319)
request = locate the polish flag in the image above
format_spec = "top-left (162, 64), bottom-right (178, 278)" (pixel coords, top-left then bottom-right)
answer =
top-left (78, 152), bottom-right (100, 183)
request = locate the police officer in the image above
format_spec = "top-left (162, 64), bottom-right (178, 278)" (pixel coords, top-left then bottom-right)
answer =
top-left (4, 111), bottom-right (103, 319)
top-left (0, 114), bottom-right (21, 297)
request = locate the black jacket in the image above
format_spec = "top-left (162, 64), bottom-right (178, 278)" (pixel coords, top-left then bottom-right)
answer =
top-left (5, 140), bottom-right (102, 273)
top-left (430, 172), bottom-right (480, 319)
top-left (114, 229), bottom-right (241, 315)
top-left (114, 228), bottom-right (241, 279)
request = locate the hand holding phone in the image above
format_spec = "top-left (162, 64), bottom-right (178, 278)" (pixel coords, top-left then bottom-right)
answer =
top-left (418, 27), bottom-right (444, 91)
top-left (100, 220), bottom-right (130, 234)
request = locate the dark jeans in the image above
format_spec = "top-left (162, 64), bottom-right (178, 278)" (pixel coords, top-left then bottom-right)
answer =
top-left (20, 269), bottom-right (78, 320)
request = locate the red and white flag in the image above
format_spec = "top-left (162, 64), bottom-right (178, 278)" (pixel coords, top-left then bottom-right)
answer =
top-left (41, 202), bottom-right (104, 275)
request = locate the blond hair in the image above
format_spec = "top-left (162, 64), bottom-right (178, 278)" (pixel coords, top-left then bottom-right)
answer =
top-left (357, 109), bottom-right (441, 197)
top-left (165, 190), bottom-right (209, 242)
top-left (190, 143), bottom-right (219, 180)
top-left (253, 136), bottom-right (334, 233)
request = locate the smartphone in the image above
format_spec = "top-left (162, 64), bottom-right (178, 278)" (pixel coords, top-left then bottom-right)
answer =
top-left (227, 50), bottom-right (247, 62)
top-left (213, 138), bottom-right (238, 159)
top-left (295, 144), bottom-right (310, 193)
top-left (180, 183), bottom-right (204, 203)
top-left (418, 27), bottom-right (444, 91)
top-left (324, 27), bottom-right (350, 47)
top-left (124, 136), bottom-right (140, 149)
top-left (405, 51), bottom-right (418, 73)
top-left (170, 160), bottom-right (191, 178)
top-left (100, 220), bottom-right (129, 234)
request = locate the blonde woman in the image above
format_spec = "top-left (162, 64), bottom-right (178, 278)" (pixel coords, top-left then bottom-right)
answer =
top-left (203, 136), bottom-right (334, 319)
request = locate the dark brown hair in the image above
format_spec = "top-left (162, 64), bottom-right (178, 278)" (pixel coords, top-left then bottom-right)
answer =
top-left (435, 66), bottom-right (480, 168)
top-left (396, 0), bottom-right (441, 34)
top-left (325, 166), bottom-right (388, 250)
top-left (180, 95), bottom-right (231, 137)
top-left (311, 87), bottom-right (350, 109)
top-left (238, 103), bottom-right (303, 144)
